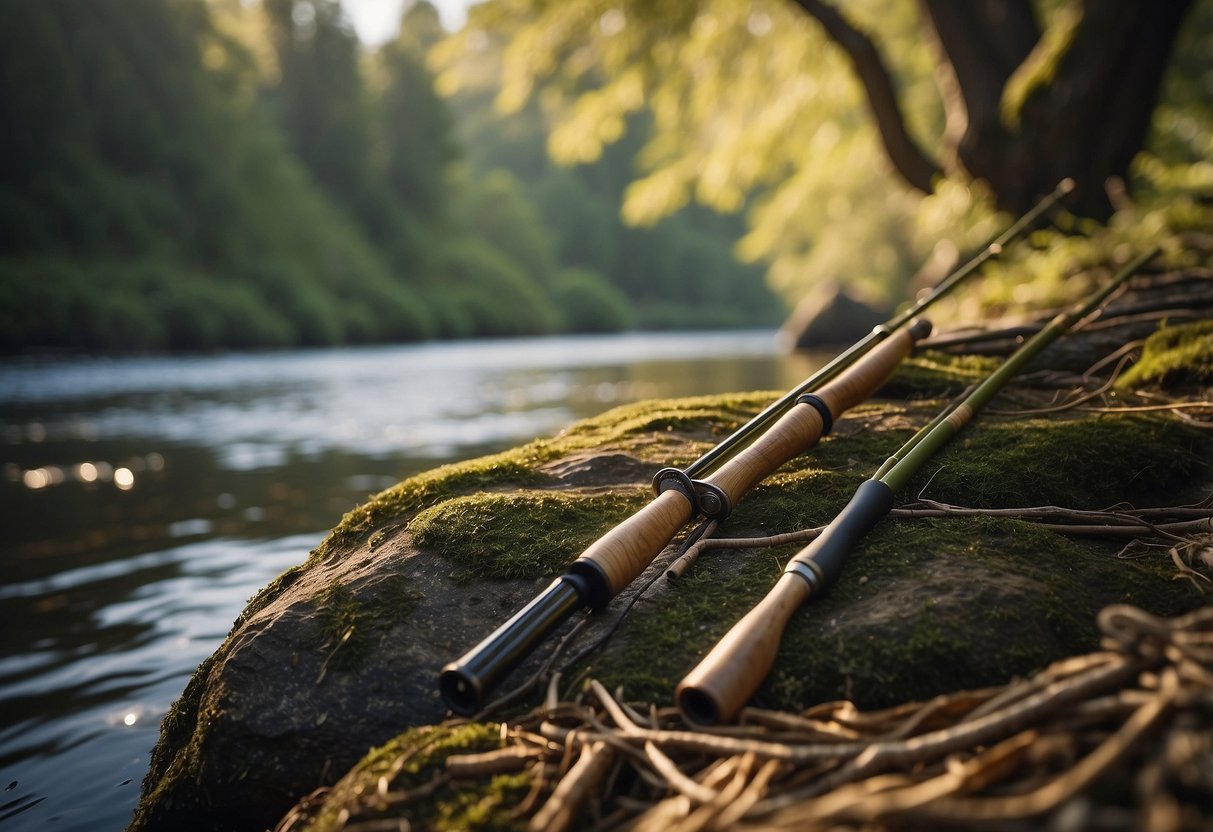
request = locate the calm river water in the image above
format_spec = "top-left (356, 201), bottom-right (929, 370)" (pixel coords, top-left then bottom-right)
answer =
top-left (0, 332), bottom-right (807, 831)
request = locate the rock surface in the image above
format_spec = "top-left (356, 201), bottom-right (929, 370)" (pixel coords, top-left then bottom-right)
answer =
top-left (130, 331), bottom-right (1212, 832)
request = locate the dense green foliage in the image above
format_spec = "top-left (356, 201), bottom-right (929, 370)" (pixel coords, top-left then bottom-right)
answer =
top-left (8, 0), bottom-right (1207, 353)
top-left (0, 0), bottom-right (433, 350)
top-left (437, 30), bottom-right (785, 329)
top-left (0, 0), bottom-right (780, 353)
top-left (439, 0), bottom-right (1213, 316)
top-left (1117, 320), bottom-right (1213, 391)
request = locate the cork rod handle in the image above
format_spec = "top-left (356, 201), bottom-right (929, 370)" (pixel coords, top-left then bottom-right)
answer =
top-left (573, 489), bottom-right (696, 596)
top-left (813, 320), bottom-right (930, 417)
top-left (703, 321), bottom-right (928, 501)
top-left (677, 478), bottom-right (897, 723)
top-left (580, 320), bottom-right (928, 603)
top-left (676, 573), bottom-right (810, 725)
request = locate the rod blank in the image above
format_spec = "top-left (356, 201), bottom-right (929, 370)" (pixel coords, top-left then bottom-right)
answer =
top-left (683, 179), bottom-right (1073, 479)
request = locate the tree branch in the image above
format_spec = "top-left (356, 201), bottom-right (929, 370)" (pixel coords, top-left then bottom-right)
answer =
top-left (789, 0), bottom-right (942, 194)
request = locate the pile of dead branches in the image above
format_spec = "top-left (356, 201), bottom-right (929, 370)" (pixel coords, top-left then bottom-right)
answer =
top-left (427, 604), bottom-right (1213, 832)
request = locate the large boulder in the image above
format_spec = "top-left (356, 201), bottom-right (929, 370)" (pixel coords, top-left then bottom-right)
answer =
top-left (778, 282), bottom-right (891, 351)
top-left (130, 344), bottom-right (1211, 832)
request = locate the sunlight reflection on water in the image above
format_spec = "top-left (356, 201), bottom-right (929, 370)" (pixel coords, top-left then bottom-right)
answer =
top-left (0, 332), bottom-right (805, 831)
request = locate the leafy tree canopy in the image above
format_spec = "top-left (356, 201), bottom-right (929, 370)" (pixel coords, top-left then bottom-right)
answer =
top-left (436, 0), bottom-right (1213, 307)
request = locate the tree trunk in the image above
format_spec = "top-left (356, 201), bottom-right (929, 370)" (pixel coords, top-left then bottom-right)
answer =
top-left (799, 0), bottom-right (1196, 219)
top-left (918, 0), bottom-right (1039, 175)
top-left (926, 0), bottom-right (1196, 218)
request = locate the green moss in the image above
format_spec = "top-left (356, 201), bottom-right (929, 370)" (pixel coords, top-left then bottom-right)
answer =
top-left (1117, 320), bottom-right (1213, 391)
top-left (846, 516), bottom-right (1195, 705)
top-left (411, 489), bottom-right (649, 580)
top-left (313, 390), bottom-right (780, 563)
top-left (902, 413), bottom-right (1210, 509)
top-left (304, 722), bottom-right (529, 832)
top-left (136, 390), bottom-right (786, 818)
top-left (883, 351), bottom-right (1003, 398)
top-left (319, 456), bottom-right (553, 557)
top-left (1000, 3), bottom-right (1082, 130)
top-left (591, 510), bottom-right (1199, 712)
top-left (437, 772), bottom-right (532, 832)
top-left (733, 417), bottom-right (921, 530)
top-left (312, 575), bottom-right (423, 671)
top-left (130, 667), bottom-right (226, 831)
top-left (317, 580), bottom-right (360, 644)
top-left (575, 409), bottom-right (1209, 710)
top-left (138, 370), bottom-right (1213, 830)
top-left (507, 401), bottom-right (1208, 706)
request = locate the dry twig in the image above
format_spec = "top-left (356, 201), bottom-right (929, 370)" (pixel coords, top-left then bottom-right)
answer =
top-left (337, 605), bottom-right (1213, 832)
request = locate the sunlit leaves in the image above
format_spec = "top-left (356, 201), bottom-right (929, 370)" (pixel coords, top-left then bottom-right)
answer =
top-left (621, 164), bottom-right (693, 227)
top-left (548, 66), bottom-right (644, 164)
top-left (434, 0), bottom-right (957, 303)
top-left (445, 0), bottom-right (1210, 324)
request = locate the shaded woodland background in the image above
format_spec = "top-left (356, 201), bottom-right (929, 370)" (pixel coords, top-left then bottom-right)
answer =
top-left (1, 0), bottom-right (1210, 352)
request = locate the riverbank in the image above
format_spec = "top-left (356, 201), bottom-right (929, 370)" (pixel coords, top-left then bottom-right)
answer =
top-left (0, 331), bottom-right (798, 832)
top-left (129, 309), bottom-right (1213, 830)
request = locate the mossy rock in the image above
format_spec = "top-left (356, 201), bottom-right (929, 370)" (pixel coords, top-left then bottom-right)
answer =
top-left (298, 723), bottom-right (530, 832)
top-left (131, 352), bottom-right (1212, 832)
top-left (1116, 319), bottom-right (1213, 391)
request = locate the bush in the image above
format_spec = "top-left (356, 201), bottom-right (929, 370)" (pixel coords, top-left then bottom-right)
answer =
top-left (550, 267), bottom-right (634, 333)
top-left (246, 262), bottom-right (344, 346)
top-left (210, 283), bottom-right (296, 348)
top-left (345, 279), bottom-right (434, 342)
top-left (0, 256), bottom-right (171, 351)
top-left (436, 239), bottom-right (560, 337)
top-left (419, 288), bottom-right (475, 339)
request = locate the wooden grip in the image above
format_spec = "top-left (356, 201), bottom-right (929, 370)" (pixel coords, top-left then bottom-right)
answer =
top-left (575, 320), bottom-right (926, 604)
top-left (813, 324), bottom-right (920, 417)
top-left (574, 489), bottom-right (695, 596)
top-left (677, 572), bottom-right (811, 725)
top-left (700, 321), bottom-right (924, 504)
top-left (703, 403), bottom-right (825, 501)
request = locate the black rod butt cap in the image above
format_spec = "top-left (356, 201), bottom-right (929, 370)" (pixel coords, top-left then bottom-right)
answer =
top-left (439, 664), bottom-right (482, 716)
top-left (678, 687), bottom-right (721, 726)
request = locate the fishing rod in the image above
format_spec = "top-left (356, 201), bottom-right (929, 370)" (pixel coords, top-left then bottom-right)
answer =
top-left (675, 247), bottom-right (1158, 725)
top-left (684, 178), bottom-right (1073, 478)
top-left (438, 181), bottom-right (1072, 715)
top-left (440, 318), bottom-right (933, 714)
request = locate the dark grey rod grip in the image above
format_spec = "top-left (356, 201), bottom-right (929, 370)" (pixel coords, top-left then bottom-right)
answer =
top-left (676, 478), bottom-right (897, 725)
top-left (784, 479), bottom-right (894, 592)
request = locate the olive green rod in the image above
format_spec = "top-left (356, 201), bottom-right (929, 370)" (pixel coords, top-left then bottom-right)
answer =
top-left (878, 245), bottom-right (1159, 491)
top-left (676, 247), bottom-right (1158, 726)
top-left (683, 178), bottom-right (1074, 479)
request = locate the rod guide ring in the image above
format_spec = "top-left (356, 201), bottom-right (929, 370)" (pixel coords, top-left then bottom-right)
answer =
top-left (652, 468), bottom-right (731, 519)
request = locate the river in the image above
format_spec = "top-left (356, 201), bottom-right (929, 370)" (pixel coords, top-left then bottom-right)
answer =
top-left (0, 332), bottom-right (809, 831)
